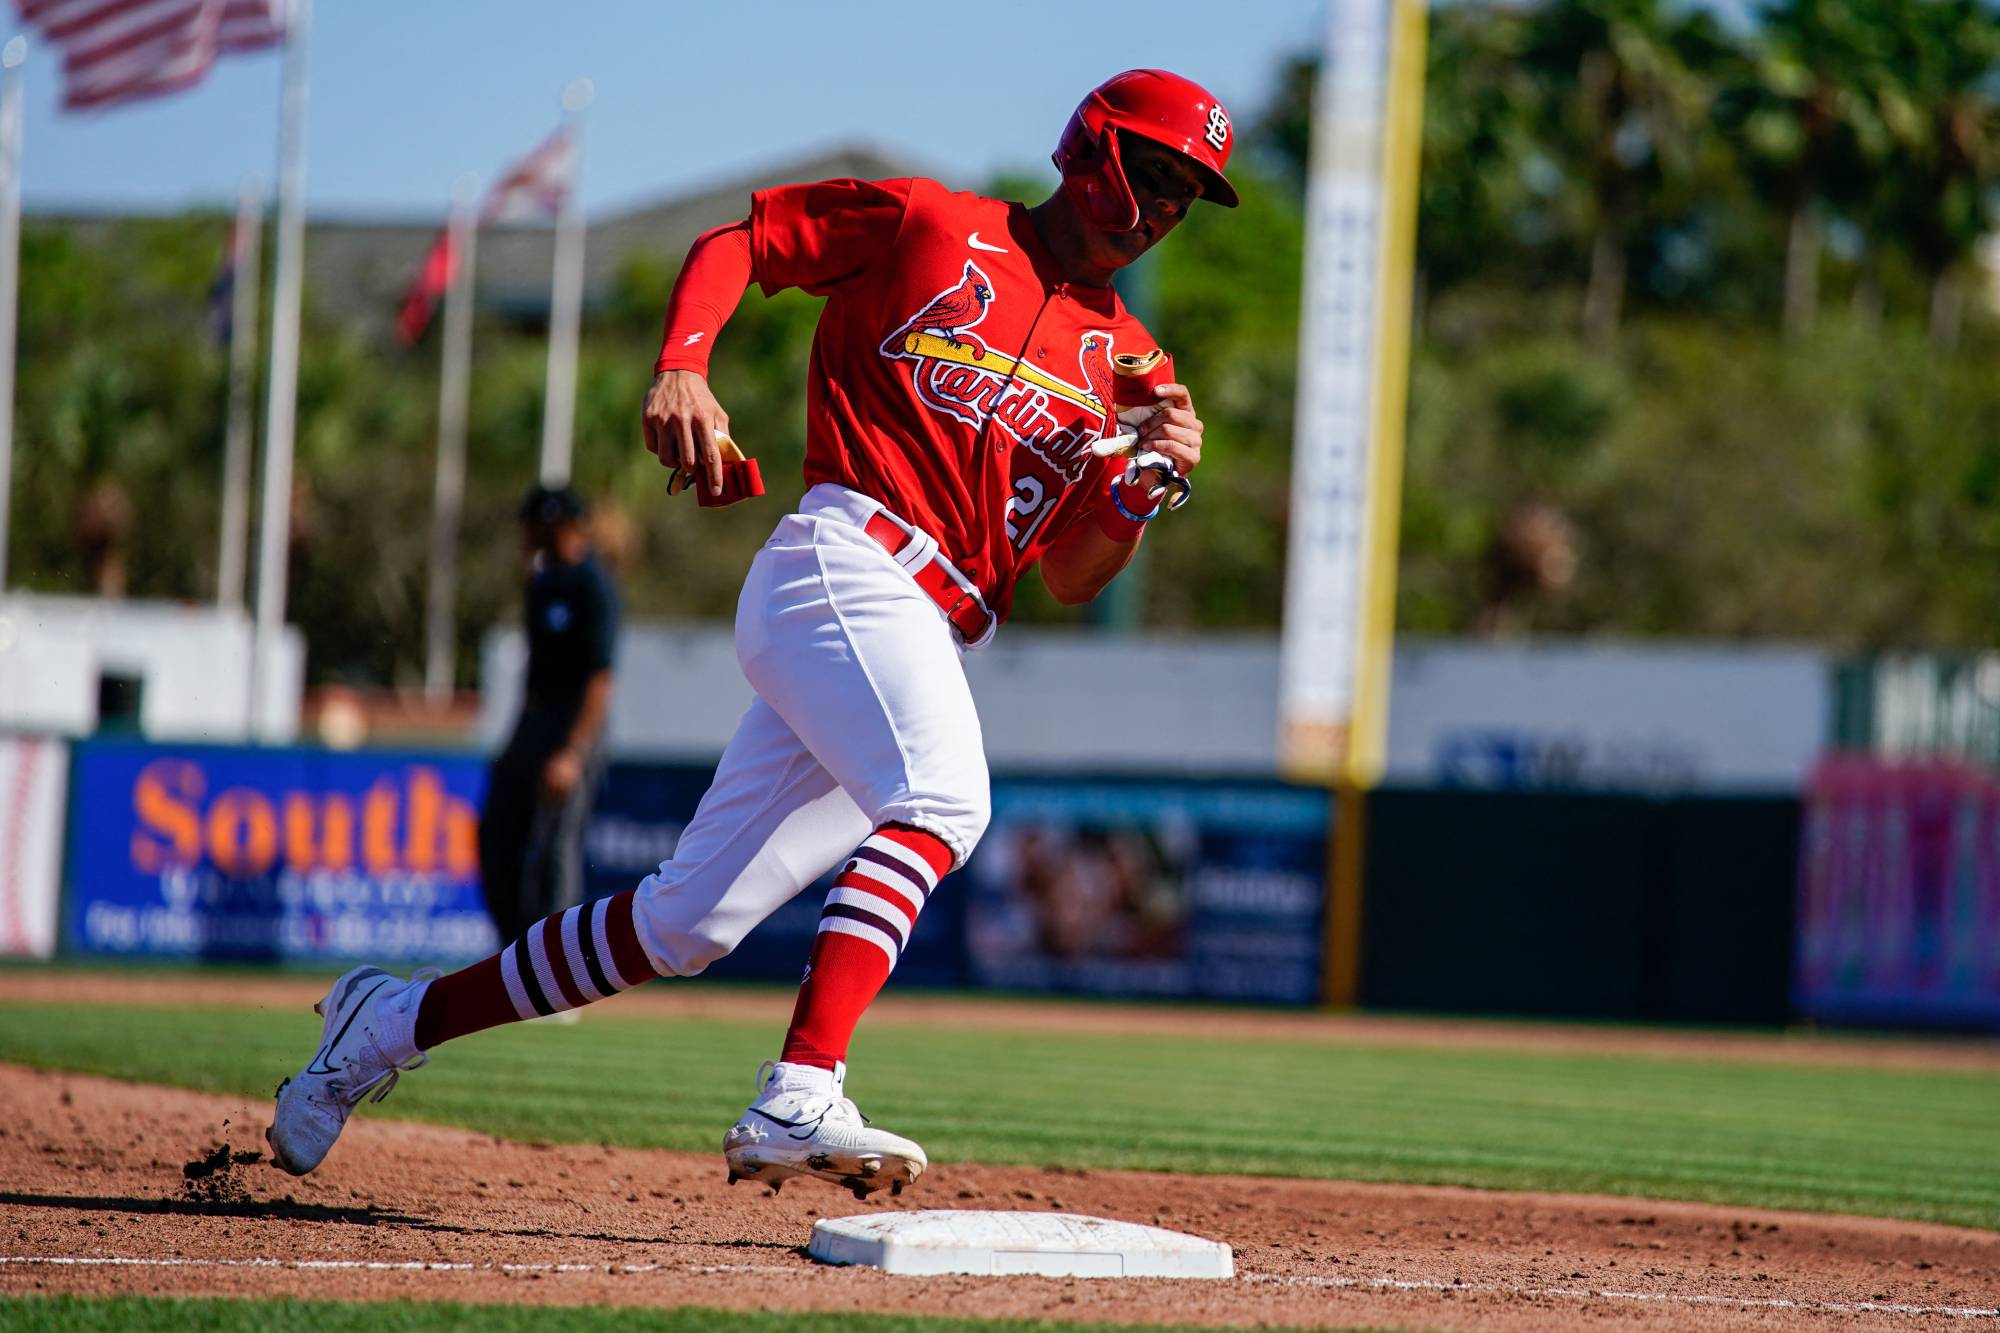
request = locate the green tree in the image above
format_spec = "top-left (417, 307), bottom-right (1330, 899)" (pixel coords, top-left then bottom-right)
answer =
top-left (1412, 3), bottom-right (1544, 301)
top-left (1716, 0), bottom-right (1875, 335)
top-left (1856, 0), bottom-right (2000, 348)
top-left (1518, 0), bottom-right (1722, 342)
top-left (14, 217), bottom-right (230, 599)
top-left (1135, 165), bottom-right (1305, 630)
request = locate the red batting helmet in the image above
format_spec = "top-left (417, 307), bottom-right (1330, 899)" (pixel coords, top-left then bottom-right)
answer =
top-left (1052, 69), bottom-right (1240, 232)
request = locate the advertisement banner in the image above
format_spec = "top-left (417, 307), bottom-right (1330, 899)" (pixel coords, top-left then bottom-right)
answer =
top-left (581, 761), bottom-right (968, 987)
top-left (1389, 641), bottom-right (1828, 793)
top-left (66, 739), bottom-right (497, 964)
top-left (0, 734), bottom-right (68, 959)
top-left (965, 780), bottom-right (1328, 1004)
top-left (1796, 756), bottom-right (2000, 1029)
top-left (62, 743), bottom-right (1323, 1005)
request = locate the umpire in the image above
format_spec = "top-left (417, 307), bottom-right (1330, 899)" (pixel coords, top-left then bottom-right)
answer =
top-left (479, 484), bottom-right (619, 947)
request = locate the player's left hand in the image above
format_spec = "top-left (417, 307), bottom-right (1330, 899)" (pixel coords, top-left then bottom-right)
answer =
top-left (1088, 383), bottom-right (1202, 509)
top-left (1129, 383), bottom-right (1202, 491)
top-left (541, 746), bottom-right (583, 800)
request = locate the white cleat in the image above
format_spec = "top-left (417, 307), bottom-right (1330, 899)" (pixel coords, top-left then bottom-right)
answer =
top-left (267, 965), bottom-right (436, 1177)
top-left (723, 1060), bottom-right (926, 1200)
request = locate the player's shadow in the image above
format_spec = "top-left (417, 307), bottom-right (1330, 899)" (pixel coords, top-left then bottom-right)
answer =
top-left (441, 1220), bottom-right (799, 1253)
top-left (0, 1190), bottom-right (430, 1227)
top-left (4, 1192), bottom-right (807, 1253)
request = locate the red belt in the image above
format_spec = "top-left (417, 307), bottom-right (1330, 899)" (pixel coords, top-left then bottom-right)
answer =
top-left (862, 511), bottom-right (994, 645)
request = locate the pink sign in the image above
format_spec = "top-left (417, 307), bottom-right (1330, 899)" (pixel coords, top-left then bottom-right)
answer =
top-left (1796, 755), bottom-right (2000, 1026)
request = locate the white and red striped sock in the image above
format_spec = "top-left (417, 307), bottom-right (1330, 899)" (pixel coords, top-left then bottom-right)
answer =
top-left (413, 890), bottom-right (657, 1049)
top-left (781, 824), bottom-right (953, 1070)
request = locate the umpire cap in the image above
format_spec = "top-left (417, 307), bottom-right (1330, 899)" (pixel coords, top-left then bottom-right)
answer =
top-left (518, 483), bottom-right (587, 528)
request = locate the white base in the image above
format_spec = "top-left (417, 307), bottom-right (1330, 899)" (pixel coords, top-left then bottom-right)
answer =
top-left (808, 1209), bottom-right (1234, 1279)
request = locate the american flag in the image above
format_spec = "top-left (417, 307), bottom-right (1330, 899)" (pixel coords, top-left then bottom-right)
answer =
top-left (17, 0), bottom-right (287, 111)
top-left (482, 126), bottom-right (575, 222)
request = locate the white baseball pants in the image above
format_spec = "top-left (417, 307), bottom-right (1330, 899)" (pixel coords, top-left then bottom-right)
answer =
top-left (630, 484), bottom-right (992, 977)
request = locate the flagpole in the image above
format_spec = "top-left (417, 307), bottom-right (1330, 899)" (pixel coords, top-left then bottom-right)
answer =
top-left (0, 37), bottom-right (25, 592)
top-left (249, 0), bottom-right (310, 739)
top-left (424, 175), bottom-right (478, 704)
top-left (217, 178), bottom-right (262, 609)
top-left (538, 77), bottom-right (590, 487)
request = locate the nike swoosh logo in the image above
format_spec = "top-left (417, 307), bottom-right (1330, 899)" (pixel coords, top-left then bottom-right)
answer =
top-left (305, 978), bottom-right (392, 1075)
top-left (749, 1106), bottom-right (826, 1140)
top-left (967, 232), bottom-right (1008, 254)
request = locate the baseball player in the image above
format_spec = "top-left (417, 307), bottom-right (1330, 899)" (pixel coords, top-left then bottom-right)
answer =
top-left (269, 69), bottom-right (1235, 1199)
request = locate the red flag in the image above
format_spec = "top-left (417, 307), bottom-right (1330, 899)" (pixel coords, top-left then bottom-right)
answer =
top-left (393, 124), bottom-right (572, 340)
top-left (396, 225), bottom-right (457, 345)
top-left (18, 0), bottom-right (285, 112)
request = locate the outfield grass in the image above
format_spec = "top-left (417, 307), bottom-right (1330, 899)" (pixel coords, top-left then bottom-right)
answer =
top-left (0, 995), bottom-right (1995, 1229)
top-left (0, 1296), bottom-right (1354, 1333)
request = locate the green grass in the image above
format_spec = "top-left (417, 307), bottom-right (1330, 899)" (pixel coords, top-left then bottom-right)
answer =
top-left (0, 994), bottom-right (1996, 1230)
top-left (0, 1296), bottom-right (1357, 1333)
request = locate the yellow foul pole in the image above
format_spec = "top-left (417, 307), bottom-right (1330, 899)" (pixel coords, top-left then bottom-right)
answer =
top-left (1319, 0), bottom-right (1428, 1007)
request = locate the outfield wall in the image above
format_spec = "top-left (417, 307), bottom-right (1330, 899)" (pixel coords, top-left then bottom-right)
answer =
top-left (1361, 790), bottom-right (1800, 1026)
top-left (481, 627), bottom-right (1830, 792)
top-left (22, 735), bottom-right (1812, 1020)
top-left (22, 731), bottom-right (1998, 1030)
top-left (49, 741), bottom-right (1328, 1007)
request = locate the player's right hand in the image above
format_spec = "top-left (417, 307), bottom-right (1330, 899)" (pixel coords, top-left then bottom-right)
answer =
top-left (642, 370), bottom-right (731, 497)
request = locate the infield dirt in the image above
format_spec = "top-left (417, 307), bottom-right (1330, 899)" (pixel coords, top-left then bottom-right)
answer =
top-left (1, 1062), bottom-right (1995, 1331)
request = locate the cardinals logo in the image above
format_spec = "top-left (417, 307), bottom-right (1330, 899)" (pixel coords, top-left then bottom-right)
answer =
top-left (884, 267), bottom-right (1123, 485)
top-left (1076, 332), bottom-right (1121, 439)
top-left (886, 260), bottom-right (993, 361)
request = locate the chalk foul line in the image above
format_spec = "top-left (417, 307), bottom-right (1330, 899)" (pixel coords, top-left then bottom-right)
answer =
top-left (1241, 1271), bottom-right (2000, 1319)
top-left (1, 1255), bottom-right (1995, 1318)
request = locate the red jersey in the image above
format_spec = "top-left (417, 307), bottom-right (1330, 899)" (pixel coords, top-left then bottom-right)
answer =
top-left (749, 176), bottom-right (1159, 622)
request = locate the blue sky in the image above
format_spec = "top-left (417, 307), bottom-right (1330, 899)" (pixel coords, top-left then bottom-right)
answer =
top-left (19, 1), bottom-right (1325, 221)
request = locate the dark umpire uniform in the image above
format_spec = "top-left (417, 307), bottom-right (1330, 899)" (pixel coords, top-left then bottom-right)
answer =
top-left (478, 486), bottom-right (619, 947)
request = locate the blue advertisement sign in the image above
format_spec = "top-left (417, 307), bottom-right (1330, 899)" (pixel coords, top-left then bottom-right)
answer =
top-left (64, 742), bottom-right (1327, 1006)
top-left (581, 762), bottom-right (967, 987)
top-left (67, 739), bottom-right (498, 964)
top-left (964, 779), bottom-right (1329, 1004)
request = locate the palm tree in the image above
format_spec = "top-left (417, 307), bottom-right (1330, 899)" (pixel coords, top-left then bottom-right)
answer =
top-left (1825, 0), bottom-right (1999, 347)
top-left (1717, 0), bottom-right (1879, 337)
top-left (1520, 0), bottom-right (1717, 343)
top-left (1416, 4), bottom-right (1543, 303)
top-left (1883, 0), bottom-right (1999, 348)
